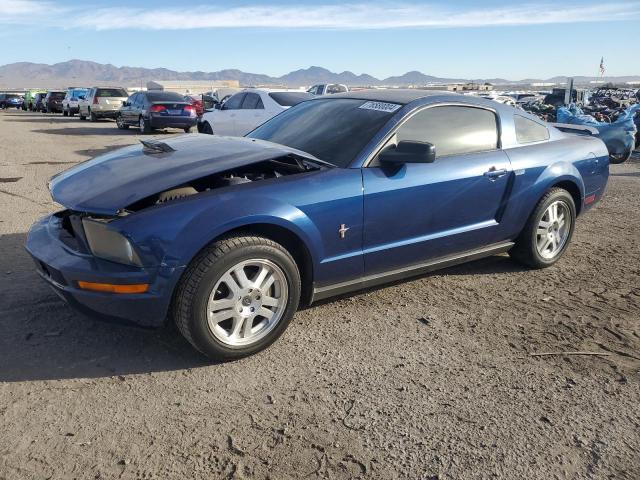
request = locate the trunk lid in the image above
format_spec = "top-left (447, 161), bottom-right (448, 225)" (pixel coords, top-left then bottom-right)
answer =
top-left (49, 135), bottom-right (319, 215)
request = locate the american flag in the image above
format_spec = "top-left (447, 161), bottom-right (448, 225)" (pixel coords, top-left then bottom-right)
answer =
top-left (599, 57), bottom-right (605, 77)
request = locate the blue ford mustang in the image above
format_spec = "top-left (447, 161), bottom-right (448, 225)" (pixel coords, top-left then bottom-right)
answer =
top-left (26, 90), bottom-right (609, 359)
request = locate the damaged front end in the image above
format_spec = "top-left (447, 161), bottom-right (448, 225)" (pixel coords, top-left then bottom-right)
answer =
top-left (25, 135), bottom-right (330, 326)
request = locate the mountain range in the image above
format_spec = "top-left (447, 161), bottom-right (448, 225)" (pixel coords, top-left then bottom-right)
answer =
top-left (1, 60), bottom-right (639, 89)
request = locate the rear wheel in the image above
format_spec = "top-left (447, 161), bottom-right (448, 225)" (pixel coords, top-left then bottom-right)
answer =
top-left (63, 108), bottom-right (68, 117)
top-left (173, 235), bottom-right (301, 360)
top-left (89, 109), bottom-right (98, 122)
top-left (139, 116), bottom-right (151, 134)
top-left (509, 188), bottom-right (576, 269)
top-left (184, 127), bottom-right (192, 133)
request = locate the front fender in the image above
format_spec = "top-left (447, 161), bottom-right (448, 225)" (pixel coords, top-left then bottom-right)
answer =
top-left (169, 195), bottom-right (323, 269)
top-left (115, 192), bottom-right (323, 271)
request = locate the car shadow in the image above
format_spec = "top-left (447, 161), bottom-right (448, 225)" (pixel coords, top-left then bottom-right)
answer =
top-left (0, 232), bottom-right (211, 383)
top-left (31, 126), bottom-right (136, 136)
top-left (75, 145), bottom-right (134, 157)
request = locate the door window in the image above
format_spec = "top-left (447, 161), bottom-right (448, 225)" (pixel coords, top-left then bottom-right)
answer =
top-left (394, 106), bottom-right (499, 157)
top-left (223, 93), bottom-right (245, 110)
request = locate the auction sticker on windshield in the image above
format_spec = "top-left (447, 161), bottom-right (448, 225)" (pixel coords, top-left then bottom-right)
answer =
top-left (359, 101), bottom-right (402, 113)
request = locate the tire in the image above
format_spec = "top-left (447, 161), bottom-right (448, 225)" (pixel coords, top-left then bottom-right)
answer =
top-left (89, 110), bottom-right (98, 122)
top-left (609, 149), bottom-right (632, 164)
top-left (184, 127), bottom-right (192, 133)
top-left (200, 121), bottom-right (213, 135)
top-left (116, 114), bottom-right (129, 130)
top-left (63, 108), bottom-right (68, 117)
top-left (139, 116), bottom-right (151, 134)
top-left (509, 188), bottom-right (576, 269)
top-left (172, 235), bottom-right (301, 360)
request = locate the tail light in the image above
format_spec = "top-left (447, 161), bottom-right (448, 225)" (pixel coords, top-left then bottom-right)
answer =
top-left (149, 105), bottom-right (166, 113)
top-left (183, 105), bottom-right (195, 116)
top-left (93, 96), bottom-right (99, 105)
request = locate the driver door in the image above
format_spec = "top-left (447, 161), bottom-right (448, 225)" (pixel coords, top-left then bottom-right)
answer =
top-left (362, 105), bottom-right (513, 276)
top-left (214, 92), bottom-right (245, 136)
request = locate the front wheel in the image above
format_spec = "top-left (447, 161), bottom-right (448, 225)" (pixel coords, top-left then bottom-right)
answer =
top-left (116, 114), bottom-right (129, 130)
top-left (184, 127), bottom-right (192, 133)
top-left (89, 110), bottom-right (98, 122)
top-left (510, 188), bottom-right (576, 269)
top-left (199, 121), bottom-right (213, 135)
top-left (63, 108), bottom-right (68, 117)
top-left (173, 235), bottom-right (301, 360)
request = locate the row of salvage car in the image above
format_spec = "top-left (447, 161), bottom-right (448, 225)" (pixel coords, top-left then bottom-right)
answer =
top-left (7, 83), bottom-right (638, 164)
top-left (9, 83), bottom-right (349, 136)
top-left (519, 87), bottom-right (640, 163)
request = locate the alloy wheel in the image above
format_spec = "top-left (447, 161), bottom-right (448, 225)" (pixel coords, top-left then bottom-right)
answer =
top-left (536, 200), bottom-right (570, 259)
top-left (206, 259), bottom-right (288, 347)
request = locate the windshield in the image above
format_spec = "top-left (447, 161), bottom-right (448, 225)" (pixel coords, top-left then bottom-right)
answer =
top-left (96, 88), bottom-right (128, 97)
top-left (268, 92), bottom-right (313, 107)
top-left (247, 98), bottom-right (396, 167)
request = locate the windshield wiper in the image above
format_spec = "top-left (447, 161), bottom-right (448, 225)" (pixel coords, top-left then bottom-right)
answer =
top-left (291, 154), bottom-right (336, 169)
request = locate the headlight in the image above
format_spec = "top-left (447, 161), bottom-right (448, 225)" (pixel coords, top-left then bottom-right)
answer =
top-left (82, 218), bottom-right (142, 266)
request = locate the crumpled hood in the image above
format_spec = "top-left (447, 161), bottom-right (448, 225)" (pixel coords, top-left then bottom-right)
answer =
top-left (49, 135), bottom-right (318, 215)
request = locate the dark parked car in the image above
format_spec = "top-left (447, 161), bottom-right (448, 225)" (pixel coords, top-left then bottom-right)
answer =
top-left (116, 91), bottom-right (197, 133)
top-left (43, 91), bottom-right (66, 113)
top-left (0, 94), bottom-right (22, 109)
top-left (33, 92), bottom-right (48, 112)
top-left (27, 90), bottom-right (610, 360)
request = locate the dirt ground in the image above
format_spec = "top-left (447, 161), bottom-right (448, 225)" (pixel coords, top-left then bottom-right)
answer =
top-left (0, 110), bottom-right (639, 480)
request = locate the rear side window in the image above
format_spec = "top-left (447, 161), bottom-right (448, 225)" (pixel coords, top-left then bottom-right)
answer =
top-left (96, 88), bottom-right (128, 97)
top-left (396, 106), bottom-right (499, 157)
top-left (241, 93), bottom-right (264, 109)
top-left (514, 115), bottom-right (549, 144)
top-left (326, 84), bottom-right (347, 94)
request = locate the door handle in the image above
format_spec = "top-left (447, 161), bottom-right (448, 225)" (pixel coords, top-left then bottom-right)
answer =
top-left (483, 167), bottom-right (508, 179)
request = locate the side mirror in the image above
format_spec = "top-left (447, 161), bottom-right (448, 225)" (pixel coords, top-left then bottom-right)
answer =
top-left (379, 141), bottom-right (436, 164)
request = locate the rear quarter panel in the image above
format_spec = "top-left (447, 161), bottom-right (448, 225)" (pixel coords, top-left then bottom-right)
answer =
top-left (502, 133), bottom-right (609, 239)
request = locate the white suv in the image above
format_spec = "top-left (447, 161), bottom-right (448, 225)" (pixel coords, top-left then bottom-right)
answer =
top-left (62, 87), bottom-right (88, 117)
top-left (79, 87), bottom-right (129, 121)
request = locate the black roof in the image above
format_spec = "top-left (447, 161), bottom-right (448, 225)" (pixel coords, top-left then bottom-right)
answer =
top-left (323, 89), bottom-right (452, 105)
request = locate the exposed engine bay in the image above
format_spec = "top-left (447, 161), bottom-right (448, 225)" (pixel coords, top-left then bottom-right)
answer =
top-left (126, 155), bottom-right (324, 212)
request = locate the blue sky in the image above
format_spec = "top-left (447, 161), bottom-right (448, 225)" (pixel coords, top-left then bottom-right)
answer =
top-left (0, 0), bottom-right (638, 79)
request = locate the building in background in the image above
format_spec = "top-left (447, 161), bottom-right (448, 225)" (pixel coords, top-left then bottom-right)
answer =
top-left (146, 80), bottom-right (240, 95)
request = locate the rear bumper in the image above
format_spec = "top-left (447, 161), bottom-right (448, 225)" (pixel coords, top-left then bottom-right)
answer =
top-left (93, 109), bottom-right (119, 119)
top-left (149, 115), bottom-right (197, 130)
top-left (25, 214), bottom-right (184, 327)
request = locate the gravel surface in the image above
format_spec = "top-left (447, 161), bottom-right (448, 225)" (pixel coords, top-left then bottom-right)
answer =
top-left (1, 110), bottom-right (639, 479)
